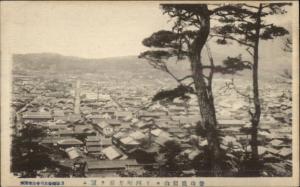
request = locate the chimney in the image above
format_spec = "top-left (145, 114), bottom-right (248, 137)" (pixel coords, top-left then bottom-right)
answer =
top-left (74, 79), bottom-right (81, 114)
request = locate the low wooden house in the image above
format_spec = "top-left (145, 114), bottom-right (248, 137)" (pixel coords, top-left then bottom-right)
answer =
top-left (85, 159), bottom-right (138, 176)
top-left (57, 138), bottom-right (83, 148)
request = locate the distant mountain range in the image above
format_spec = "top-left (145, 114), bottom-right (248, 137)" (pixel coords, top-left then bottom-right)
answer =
top-left (13, 51), bottom-right (292, 82)
top-left (13, 53), bottom-right (151, 73)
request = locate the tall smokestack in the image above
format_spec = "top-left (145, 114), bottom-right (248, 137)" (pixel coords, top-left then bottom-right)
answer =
top-left (74, 79), bottom-right (81, 114)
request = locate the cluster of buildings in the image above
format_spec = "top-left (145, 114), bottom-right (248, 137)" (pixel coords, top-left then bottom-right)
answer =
top-left (11, 72), bottom-right (292, 177)
top-left (213, 79), bottom-right (292, 176)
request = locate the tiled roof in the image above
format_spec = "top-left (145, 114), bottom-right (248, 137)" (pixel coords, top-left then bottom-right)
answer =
top-left (86, 142), bottom-right (101, 146)
top-left (65, 147), bottom-right (81, 159)
top-left (106, 119), bottom-right (121, 126)
top-left (96, 121), bottom-right (110, 129)
top-left (87, 146), bottom-right (102, 152)
top-left (129, 131), bottom-right (146, 140)
top-left (113, 131), bottom-right (127, 139)
top-left (277, 147), bottom-right (292, 157)
top-left (57, 138), bottom-right (83, 145)
top-left (154, 136), bottom-right (172, 146)
top-left (23, 112), bottom-right (52, 119)
top-left (101, 146), bottom-right (122, 160)
top-left (87, 159), bottom-right (138, 170)
top-left (151, 129), bottom-right (162, 136)
top-left (86, 136), bottom-right (101, 142)
top-left (120, 137), bottom-right (140, 145)
top-left (101, 138), bottom-right (113, 146)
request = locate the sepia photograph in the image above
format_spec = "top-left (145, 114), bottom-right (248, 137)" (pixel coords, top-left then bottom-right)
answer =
top-left (1, 1), bottom-right (299, 187)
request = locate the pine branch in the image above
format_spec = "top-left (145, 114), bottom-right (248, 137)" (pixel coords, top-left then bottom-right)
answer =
top-left (178, 75), bottom-right (193, 82)
top-left (261, 3), bottom-right (292, 10)
top-left (240, 3), bottom-right (260, 10)
top-left (187, 81), bottom-right (195, 87)
top-left (210, 5), bottom-right (257, 16)
top-left (261, 23), bottom-right (274, 28)
top-left (279, 69), bottom-right (292, 79)
top-left (248, 109), bottom-right (254, 119)
top-left (246, 47), bottom-right (254, 56)
top-left (164, 67), bottom-right (182, 84)
top-left (210, 34), bottom-right (254, 47)
top-left (283, 37), bottom-right (292, 53)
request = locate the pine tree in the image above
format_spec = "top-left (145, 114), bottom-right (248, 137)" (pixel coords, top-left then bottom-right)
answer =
top-left (139, 4), bottom-right (224, 176)
top-left (11, 124), bottom-right (59, 177)
top-left (140, 3), bottom-right (291, 176)
top-left (139, 4), bottom-right (252, 176)
top-left (210, 3), bottom-right (291, 175)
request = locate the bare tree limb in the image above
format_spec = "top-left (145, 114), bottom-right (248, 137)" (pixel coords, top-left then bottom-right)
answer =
top-left (225, 78), bottom-right (253, 100)
top-left (144, 56), bottom-right (195, 89)
top-left (246, 47), bottom-right (254, 56)
top-left (182, 35), bottom-right (191, 49)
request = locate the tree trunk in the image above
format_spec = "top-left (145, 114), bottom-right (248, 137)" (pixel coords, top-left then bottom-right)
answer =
top-left (250, 3), bottom-right (262, 173)
top-left (189, 6), bottom-right (222, 176)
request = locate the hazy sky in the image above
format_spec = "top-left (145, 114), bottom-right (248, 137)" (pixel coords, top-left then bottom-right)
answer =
top-left (1, 1), bottom-right (295, 59)
top-left (2, 1), bottom-right (172, 58)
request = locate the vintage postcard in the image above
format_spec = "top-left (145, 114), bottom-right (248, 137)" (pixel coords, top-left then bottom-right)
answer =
top-left (1, 1), bottom-right (299, 187)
